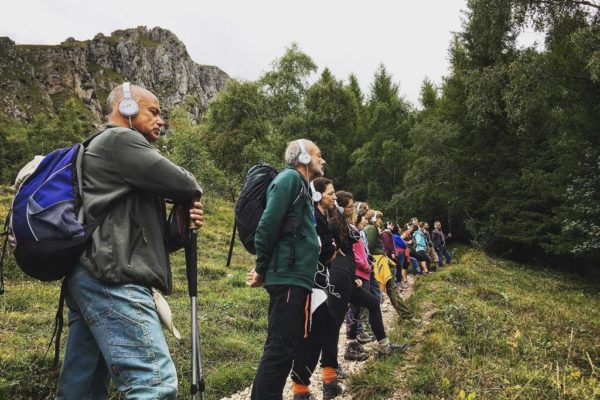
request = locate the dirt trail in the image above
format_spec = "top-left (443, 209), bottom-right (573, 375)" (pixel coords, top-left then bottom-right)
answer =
top-left (221, 276), bottom-right (418, 400)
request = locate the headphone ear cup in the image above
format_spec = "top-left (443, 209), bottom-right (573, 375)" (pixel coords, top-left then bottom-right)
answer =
top-left (312, 191), bottom-right (322, 202)
top-left (119, 98), bottom-right (139, 117)
top-left (299, 151), bottom-right (311, 165)
top-left (310, 180), bottom-right (322, 202)
top-left (334, 200), bottom-right (344, 215)
top-left (371, 215), bottom-right (377, 223)
top-left (119, 82), bottom-right (139, 118)
top-left (297, 139), bottom-right (311, 165)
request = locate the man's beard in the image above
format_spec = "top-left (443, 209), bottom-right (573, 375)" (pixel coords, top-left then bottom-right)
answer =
top-left (313, 166), bottom-right (324, 177)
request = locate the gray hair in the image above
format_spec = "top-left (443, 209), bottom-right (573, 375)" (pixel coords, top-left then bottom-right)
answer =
top-left (284, 139), bottom-right (312, 165)
top-left (106, 83), bottom-right (141, 115)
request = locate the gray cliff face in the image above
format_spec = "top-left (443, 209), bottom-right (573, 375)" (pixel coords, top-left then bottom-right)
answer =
top-left (0, 26), bottom-right (229, 125)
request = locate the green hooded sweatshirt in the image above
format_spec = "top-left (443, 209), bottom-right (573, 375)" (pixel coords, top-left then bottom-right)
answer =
top-left (254, 165), bottom-right (319, 291)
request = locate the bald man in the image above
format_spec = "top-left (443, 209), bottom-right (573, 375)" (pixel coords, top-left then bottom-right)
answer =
top-left (56, 83), bottom-right (204, 399)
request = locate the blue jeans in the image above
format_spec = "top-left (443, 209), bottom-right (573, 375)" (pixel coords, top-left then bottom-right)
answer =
top-left (394, 253), bottom-right (406, 282)
top-left (56, 263), bottom-right (177, 399)
top-left (409, 257), bottom-right (420, 274)
top-left (437, 248), bottom-right (452, 267)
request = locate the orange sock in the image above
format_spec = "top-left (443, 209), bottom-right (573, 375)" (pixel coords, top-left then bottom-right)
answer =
top-left (293, 382), bottom-right (310, 395)
top-left (323, 367), bottom-right (337, 384)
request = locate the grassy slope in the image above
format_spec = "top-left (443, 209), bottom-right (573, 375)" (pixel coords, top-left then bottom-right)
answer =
top-left (1, 190), bottom-right (599, 399)
top-left (349, 248), bottom-right (600, 400)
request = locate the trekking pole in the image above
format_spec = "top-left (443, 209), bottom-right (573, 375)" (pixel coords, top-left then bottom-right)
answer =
top-left (184, 198), bottom-right (205, 400)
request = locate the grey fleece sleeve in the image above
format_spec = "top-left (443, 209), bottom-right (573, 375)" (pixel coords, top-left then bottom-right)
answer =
top-left (112, 131), bottom-right (202, 202)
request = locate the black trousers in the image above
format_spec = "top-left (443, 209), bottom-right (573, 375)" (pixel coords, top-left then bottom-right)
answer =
top-left (291, 300), bottom-right (338, 386)
top-left (327, 268), bottom-right (386, 356)
top-left (252, 285), bottom-right (310, 400)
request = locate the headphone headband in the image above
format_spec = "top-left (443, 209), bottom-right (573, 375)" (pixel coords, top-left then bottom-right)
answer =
top-left (123, 82), bottom-right (132, 100)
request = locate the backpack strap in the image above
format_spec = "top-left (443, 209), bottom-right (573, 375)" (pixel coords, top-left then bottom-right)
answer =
top-left (287, 184), bottom-right (307, 269)
top-left (0, 212), bottom-right (10, 295)
top-left (225, 219), bottom-right (236, 268)
top-left (40, 278), bottom-right (66, 370)
top-left (52, 279), bottom-right (67, 370)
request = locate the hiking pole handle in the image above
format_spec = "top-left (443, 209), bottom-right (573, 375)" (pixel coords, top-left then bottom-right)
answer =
top-left (186, 230), bottom-right (198, 298)
top-left (185, 196), bottom-right (201, 298)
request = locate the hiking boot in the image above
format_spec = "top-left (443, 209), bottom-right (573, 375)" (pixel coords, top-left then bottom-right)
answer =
top-left (323, 379), bottom-right (343, 400)
top-left (356, 332), bottom-right (375, 344)
top-left (344, 341), bottom-right (369, 361)
top-left (293, 393), bottom-right (315, 400)
top-left (378, 341), bottom-right (408, 357)
top-left (336, 366), bottom-right (346, 380)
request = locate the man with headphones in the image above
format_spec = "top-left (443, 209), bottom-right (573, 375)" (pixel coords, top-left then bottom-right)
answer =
top-left (56, 82), bottom-right (204, 399)
top-left (246, 139), bottom-right (326, 400)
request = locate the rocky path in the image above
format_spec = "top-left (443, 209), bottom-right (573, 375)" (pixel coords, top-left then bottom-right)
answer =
top-left (221, 277), bottom-right (417, 400)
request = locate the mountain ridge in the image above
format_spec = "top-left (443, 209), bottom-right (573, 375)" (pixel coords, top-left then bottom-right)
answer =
top-left (0, 26), bottom-right (229, 126)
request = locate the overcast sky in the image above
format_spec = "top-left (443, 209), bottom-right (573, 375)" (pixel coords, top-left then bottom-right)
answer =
top-left (1, 0), bottom-right (471, 106)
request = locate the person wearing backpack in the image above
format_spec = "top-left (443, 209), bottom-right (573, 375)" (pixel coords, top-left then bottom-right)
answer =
top-left (246, 139), bottom-right (324, 400)
top-left (53, 83), bottom-right (204, 399)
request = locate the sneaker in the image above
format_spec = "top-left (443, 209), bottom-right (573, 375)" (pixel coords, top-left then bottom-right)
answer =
top-left (336, 366), bottom-right (346, 380)
top-left (378, 341), bottom-right (408, 356)
top-left (323, 379), bottom-right (343, 400)
top-left (356, 332), bottom-right (375, 344)
top-left (344, 342), bottom-right (369, 361)
top-left (293, 393), bottom-right (315, 400)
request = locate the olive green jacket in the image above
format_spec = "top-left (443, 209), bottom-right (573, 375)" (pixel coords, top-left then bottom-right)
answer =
top-left (364, 223), bottom-right (384, 256)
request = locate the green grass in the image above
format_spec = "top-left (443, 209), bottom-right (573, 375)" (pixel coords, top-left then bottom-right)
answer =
top-left (2, 188), bottom-right (599, 399)
top-left (349, 247), bottom-right (600, 399)
top-left (0, 192), bottom-right (267, 399)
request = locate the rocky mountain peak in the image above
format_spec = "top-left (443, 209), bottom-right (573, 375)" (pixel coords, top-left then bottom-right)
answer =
top-left (0, 26), bottom-right (229, 127)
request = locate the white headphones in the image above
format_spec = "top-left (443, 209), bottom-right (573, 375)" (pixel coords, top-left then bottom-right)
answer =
top-left (118, 82), bottom-right (139, 118)
top-left (371, 213), bottom-right (377, 223)
top-left (297, 139), bottom-right (311, 165)
top-left (309, 180), bottom-right (322, 202)
top-left (334, 200), bottom-right (344, 215)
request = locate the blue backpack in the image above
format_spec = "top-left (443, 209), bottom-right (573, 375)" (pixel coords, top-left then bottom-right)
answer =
top-left (0, 131), bottom-right (106, 368)
top-left (8, 132), bottom-right (106, 282)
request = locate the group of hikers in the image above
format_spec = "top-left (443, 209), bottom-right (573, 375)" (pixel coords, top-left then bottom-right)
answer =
top-left (246, 139), bottom-right (452, 399)
top-left (6, 83), bottom-right (451, 400)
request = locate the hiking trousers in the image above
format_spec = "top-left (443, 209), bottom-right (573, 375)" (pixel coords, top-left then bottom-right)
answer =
top-left (328, 268), bottom-right (386, 350)
top-left (251, 285), bottom-right (309, 400)
top-left (291, 300), bottom-right (338, 387)
top-left (437, 247), bottom-right (452, 267)
top-left (385, 279), bottom-right (413, 320)
top-left (56, 263), bottom-right (177, 400)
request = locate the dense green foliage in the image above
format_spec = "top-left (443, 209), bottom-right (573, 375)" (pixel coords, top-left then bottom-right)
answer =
top-left (1, 1), bottom-right (599, 267)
